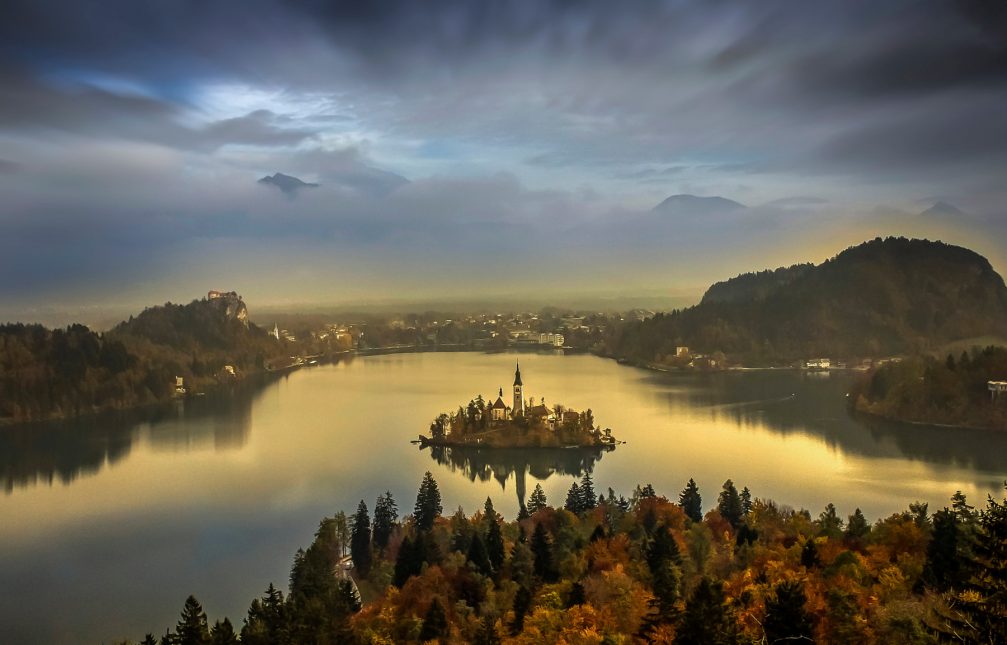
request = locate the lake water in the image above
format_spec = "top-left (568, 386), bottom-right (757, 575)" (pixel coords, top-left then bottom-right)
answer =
top-left (2, 351), bottom-right (1005, 643)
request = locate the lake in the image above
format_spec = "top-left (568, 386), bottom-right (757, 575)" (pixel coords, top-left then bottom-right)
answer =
top-left (1, 351), bottom-right (1004, 643)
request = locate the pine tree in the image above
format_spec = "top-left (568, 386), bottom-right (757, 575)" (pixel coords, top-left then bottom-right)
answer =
top-left (141, 635), bottom-right (158, 645)
top-left (679, 478), bottom-right (703, 523)
top-left (800, 538), bottom-right (820, 569)
top-left (675, 577), bottom-right (736, 645)
top-left (209, 618), bottom-right (239, 645)
top-left (816, 502), bottom-right (844, 537)
top-left (392, 534), bottom-right (427, 588)
top-left (717, 479), bottom-right (743, 529)
top-left (740, 486), bottom-right (752, 516)
top-left (763, 580), bottom-right (814, 644)
top-left (921, 508), bottom-right (962, 591)
top-left (579, 471), bottom-right (597, 511)
top-left (511, 586), bottom-right (532, 635)
top-left (527, 484), bottom-right (548, 514)
top-left (567, 581), bottom-right (587, 607)
top-left (564, 482), bottom-right (582, 513)
top-left (350, 499), bottom-right (372, 577)
top-left (939, 486), bottom-right (1007, 642)
top-left (372, 491), bottom-right (398, 551)
top-left (645, 524), bottom-right (683, 625)
top-left (845, 507), bottom-right (871, 546)
top-left (414, 471), bottom-right (443, 531)
top-left (419, 598), bottom-right (449, 642)
top-left (467, 532), bottom-right (494, 577)
top-left (174, 595), bottom-right (211, 645)
top-left (450, 506), bottom-right (473, 554)
top-left (531, 521), bottom-right (555, 582)
top-left (484, 498), bottom-right (505, 572)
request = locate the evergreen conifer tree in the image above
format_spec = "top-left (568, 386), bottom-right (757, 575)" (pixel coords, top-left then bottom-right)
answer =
top-left (209, 618), bottom-right (239, 645)
top-left (921, 508), bottom-right (962, 591)
top-left (527, 484), bottom-right (548, 514)
top-left (414, 472), bottom-right (443, 531)
top-left (474, 613), bottom-right (502, 645)
top-left (763, 580), bottom-right (814, 644)
top-left (467, 532), bottom-right (494, 577)
top-left (845, 507), bottom-right (871, 546)
top-left (484, 497), bottom-right (505, 572)
top-left (531, 521), bottom-right (555, 581)
top-left (174, 595), bottom-right (211, 645)
top-left (675, 577), bottom-right (736, 645)
top-left (372, 491), bottom-right (398, 551)
top-left (717, 479), bottom-right (743, 529)
top-left (800, 538), bottom-right (821, 569)
top-left (740, 486), bottom-right (752, 516)
top-left (565, 482), bottom-right (582, 513)
top-left (511, 586), bottom-right (532, 635)
top-left (419, 598), bottom-right (449, 642)
top-left (350, 499), bottom-right (372, 577)
top-left (579, 471), bottom-right (597, 511)
top-left (679, 478), bottom-right (703, 523)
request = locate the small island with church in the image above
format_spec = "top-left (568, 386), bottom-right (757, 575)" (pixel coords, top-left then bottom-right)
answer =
top-left (418, 362), bottom-right (618, 449)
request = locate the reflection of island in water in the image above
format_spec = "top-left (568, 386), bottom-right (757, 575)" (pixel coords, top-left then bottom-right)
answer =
top-left (0, 372), bottom-right (282, 494)
top-left (423, 443), bottom-right (607, 510)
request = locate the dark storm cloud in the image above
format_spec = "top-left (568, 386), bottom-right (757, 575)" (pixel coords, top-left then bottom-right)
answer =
top-left (1, 0), bottom-right (1006, 307)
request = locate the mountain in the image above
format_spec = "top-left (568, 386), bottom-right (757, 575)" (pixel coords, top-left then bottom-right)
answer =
top-left (701, 264), bottom-right (814, 305)
top-left (258, 172), bottom-right (319, 195)
top-left (652, 194), bottom-right (746, 217)
top-left (920, 201), bottom-right (965, 219)
top-left (607, 237), bottom-right (1007, 364)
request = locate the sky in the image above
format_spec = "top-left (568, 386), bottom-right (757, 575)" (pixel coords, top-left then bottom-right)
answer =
top-left (1, 0), bottom-right (1006, 320)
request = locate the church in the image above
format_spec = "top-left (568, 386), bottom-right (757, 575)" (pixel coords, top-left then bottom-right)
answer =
top-left (488, 361), bottom-right (527, 421)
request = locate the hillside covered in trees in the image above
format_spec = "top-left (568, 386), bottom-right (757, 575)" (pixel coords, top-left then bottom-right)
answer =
top-left (138, 472), bottom-right (1007, 644)
top-left (852, 346), bottom-right (1007, 430)
top-left (606, 237), bottom-right (1007, 366)
top-left (0, 294), bottom-right (282, 423)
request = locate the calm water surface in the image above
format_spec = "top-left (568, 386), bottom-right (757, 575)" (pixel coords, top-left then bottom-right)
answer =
top-left (1, 352), bottom-right (1004, 643)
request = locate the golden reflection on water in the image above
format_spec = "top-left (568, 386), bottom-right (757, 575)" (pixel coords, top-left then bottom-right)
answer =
top-left (0, 352), bottom-right (1003, 643)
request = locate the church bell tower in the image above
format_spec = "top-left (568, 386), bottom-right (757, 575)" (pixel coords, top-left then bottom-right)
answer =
top-left (513, 361), bottom-right (524, 416)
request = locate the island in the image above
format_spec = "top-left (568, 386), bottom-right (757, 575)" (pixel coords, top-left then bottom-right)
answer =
top-left (418, 362), bottom-right (618, 449)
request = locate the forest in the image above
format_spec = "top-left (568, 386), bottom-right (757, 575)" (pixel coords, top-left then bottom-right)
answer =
top-left (0, 296), bottom-right (282, 422)
top-left (604, 238), bottom-right (1007, 366)
top-left (137, 472), bottom-right (1007, 644)
top-left (852, 346), bottom-right (1007, 430)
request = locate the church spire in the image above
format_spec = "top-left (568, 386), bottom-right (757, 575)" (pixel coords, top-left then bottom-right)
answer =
top-left (513, 361), bottom-right (523, 386)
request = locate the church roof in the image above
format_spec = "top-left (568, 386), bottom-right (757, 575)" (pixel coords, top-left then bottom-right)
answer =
top-left (491, 397), bottom-right (508, 409)
top-left (527, 404), bottom-right (550, 416)
top-left (513, 361), bottom-right (523, 386)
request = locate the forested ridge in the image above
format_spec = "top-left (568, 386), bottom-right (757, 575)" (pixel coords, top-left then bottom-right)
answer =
top-left (605, 237), bottom-right (1007, 365)
top-left (852, 346), bottom-right (1007, 430)
top-left (0, 295), bottom-right (281, 422)
top-left (139, 473), bottom-right (1007, 644)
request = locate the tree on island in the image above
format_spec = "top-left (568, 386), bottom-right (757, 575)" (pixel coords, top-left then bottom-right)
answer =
top-left (414, 471), bottom-right (443, 531)
top-left (679, 478), bottom-right (703, 523)
top-left (350, 500), bottom-right (372, 577)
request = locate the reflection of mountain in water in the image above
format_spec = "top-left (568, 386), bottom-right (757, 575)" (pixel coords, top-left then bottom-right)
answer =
top-left (424, 444), bottom-right (606, 509)
top-left (646, 370), bottom-right (1007, 474)
top-left (0, 373), bottom-right (280, 493)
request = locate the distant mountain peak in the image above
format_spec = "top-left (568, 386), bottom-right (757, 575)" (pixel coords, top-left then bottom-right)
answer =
top-left (920, 201), bottom-right (964, 218)
top-left (652, 194), bottom-right (747, 215)
top-left (258, 172), bottom-right (319, 195)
